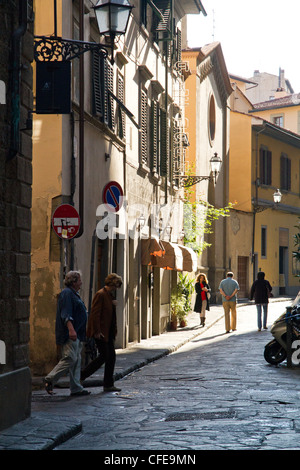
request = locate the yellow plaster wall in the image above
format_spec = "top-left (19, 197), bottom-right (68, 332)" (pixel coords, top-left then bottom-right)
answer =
top-left (253, 133), bottom-right (300, 294)
top-left (30, 0), bottom-right (63, 374)
top-left (229, 111), bottom-right (252, 212)
top-left (182, 52), bottom-right (198, 202)
top-left (254, 210), bottom-right (299, 292)
top-left (252, 106), bottom-right (300, 135)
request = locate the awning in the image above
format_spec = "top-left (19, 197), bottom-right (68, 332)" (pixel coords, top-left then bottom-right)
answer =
top-left (141, 236), bottom-right (165, 266)
top-left (178, 245), bottom-right (198, 272)
top-left (152, 241), bottom-right (183, 271)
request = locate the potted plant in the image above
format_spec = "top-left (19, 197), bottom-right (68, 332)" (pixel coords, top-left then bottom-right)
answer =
top-left (170, 289), bottom-right (185, 330)
top-left (177, 273), bottom-right (194, 326)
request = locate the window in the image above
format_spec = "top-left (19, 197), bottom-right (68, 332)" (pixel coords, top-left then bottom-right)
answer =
top-left (293, 256), bottom-right (300, 277)
top-left (272, 114), bottom-right (284, 127)
top-left (280, 154), bottom-right (291, 191)
top-left (151, 0), bottom-right (171, 40)
top-left (261, 226), bottom-right (267, 258)
top-left (259, 147), bottom-right (272, 185)
top-left (208, 94), bottom-right (216, 143)
top-left (140, 0), bottom-right (147, 27)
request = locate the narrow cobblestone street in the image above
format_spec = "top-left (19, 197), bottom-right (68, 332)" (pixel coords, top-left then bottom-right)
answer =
top-left (29, 300), bottom-right (300, 451)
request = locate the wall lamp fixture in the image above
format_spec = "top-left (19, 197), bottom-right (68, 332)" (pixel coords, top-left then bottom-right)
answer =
top-left (178, 153), bottom-right (222, 188)
top-left (34, 0), bottom-right (133, 64)
top-left (252, 188), bottom-right (282, 213)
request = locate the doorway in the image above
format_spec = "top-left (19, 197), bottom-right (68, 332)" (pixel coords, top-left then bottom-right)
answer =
top-left (279, 228), bottom-right (289, 295)
top-left (237, 256), bottom-right (249, 299)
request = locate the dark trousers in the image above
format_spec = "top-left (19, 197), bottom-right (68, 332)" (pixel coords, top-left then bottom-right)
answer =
top-left (81, 337), bottom-right (116, 387)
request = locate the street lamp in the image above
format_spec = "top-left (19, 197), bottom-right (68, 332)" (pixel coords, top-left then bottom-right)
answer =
top-left (93, 0), bottom-right (133, 63)
top-left (34, 0), bottom-right (133, 63)
top-left (251, 187), bottom-right (282, 281)
top-left (178, 152), bottom-right (222, 188)
top-left (210, 152), bottom-right (222, 184)
top-left (273, 188), bottom-right (282, 204)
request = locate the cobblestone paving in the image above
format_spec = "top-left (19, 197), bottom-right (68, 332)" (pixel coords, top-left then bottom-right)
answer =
top-left (31, 300), bottom-right (300, 451)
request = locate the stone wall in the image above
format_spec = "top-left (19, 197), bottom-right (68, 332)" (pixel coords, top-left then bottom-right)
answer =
top-left (0, 0), bottom-right (33, 431)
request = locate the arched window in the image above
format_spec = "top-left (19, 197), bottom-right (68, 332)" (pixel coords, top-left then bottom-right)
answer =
top-left (208, 94), bottom-right (216, 143)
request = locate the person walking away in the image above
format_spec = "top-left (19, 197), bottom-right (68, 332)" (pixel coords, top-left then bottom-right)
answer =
top-left (250, 271), bottom-right (272, 331)
top-left (219, 272), bottom-right (240, 333)
top-left (194, 273), bottom-right (211, 327)
top-left (44, 271), bottom-right (90, 396)
top-left (81, 273), bottom-right (123, 392)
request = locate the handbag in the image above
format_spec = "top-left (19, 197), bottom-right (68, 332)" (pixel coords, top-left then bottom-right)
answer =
top-left (207, 292), bottom-right (211, 300)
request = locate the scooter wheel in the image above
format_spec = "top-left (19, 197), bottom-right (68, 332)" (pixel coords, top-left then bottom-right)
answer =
top-left (264, 339), bottom-right (287, 365)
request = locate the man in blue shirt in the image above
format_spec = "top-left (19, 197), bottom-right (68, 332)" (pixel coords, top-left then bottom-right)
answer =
top-left (44, 271), bottom-right (90, 396)
top-left (219, 272), bottom-right (240, 333)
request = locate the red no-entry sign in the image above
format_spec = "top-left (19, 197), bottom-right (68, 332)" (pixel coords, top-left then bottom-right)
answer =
top-left (52, 204), bottom-right (81, 239)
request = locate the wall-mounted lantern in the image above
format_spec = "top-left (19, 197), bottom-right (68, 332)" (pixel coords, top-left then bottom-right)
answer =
top-left (94, 0), bottom-right (133, 64)
top-left (178, 152), bottom-right (222, 188)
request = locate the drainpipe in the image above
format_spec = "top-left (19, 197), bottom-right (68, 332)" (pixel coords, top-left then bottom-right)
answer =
top-left (8, 0), bottom-right (28, 160)
top-left (75, 0), bottom-right (85, 237)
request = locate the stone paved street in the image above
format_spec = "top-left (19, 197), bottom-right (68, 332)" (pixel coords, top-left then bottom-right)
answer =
top-left (30, 299), bottom-right (300, 451)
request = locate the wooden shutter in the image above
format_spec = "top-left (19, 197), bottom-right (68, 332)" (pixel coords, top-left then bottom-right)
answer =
top-left (105, 60), bottom-right (114, 130)
top-left (117, 72), bottom-right (125, 139)
top-left (152, 0), bottom-right (171, 33)
top-left (280, 155), bottom-right (291, 191)
top-left (141, 90), bottom-right (148, 165)
top-left (150, 100), bottom-right (159, 172)
top-left (259, 148), bottom-right (272, 185)
top-left (92, 51), bottom-right (105, 118)
top-left (176, 28), bottom-right (182, 63)
top-left (92, 53), bottom-right (114, 130)
top-left (160, 108), bottom-right (169, 176)
top-left (267, 150), bottom-right (272, 185)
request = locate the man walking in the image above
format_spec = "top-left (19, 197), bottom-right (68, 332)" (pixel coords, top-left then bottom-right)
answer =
top-left (44, 271), bottom-right (90, 396)
top-left (219, 272), bottom-right (240, 333)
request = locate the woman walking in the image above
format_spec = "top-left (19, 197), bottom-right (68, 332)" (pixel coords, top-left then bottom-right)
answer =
top-left (250, 271), bottom-right (272, 331)
top-left (194, 273), bottom-right (211, 327)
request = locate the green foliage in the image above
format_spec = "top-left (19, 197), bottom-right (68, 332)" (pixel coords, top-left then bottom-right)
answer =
top-left (183, 174), bottom-right (234, 254)
top-left (171, 273), bottom-right (194, 322)
top-left (170, 289), bottom-right (186, 322)
top-left (177, 272), bottom-right (194, 314)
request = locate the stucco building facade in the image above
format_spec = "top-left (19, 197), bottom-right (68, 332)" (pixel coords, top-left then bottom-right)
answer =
top-left (30, 0), bottom-right (205, 374)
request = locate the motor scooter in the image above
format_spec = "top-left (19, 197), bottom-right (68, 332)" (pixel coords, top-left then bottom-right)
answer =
top-left (264, 293), bottom-right (300, 365)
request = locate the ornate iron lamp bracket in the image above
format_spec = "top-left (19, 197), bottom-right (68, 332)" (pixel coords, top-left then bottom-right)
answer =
top-left (178, 175), bottom-right (211, 188)
top-left (34, 36), bottom-right (109, 62)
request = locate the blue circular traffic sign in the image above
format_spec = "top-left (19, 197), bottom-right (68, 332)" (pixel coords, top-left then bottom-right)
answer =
top-left (102, 181), bottom-right (124, 212)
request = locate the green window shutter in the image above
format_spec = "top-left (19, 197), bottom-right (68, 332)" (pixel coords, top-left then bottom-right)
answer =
top-left (176, 28), bottom-right (182, 63)
top-left (152, 0), bottom-right (171, 33)
top-left (92, 51), bottom-right (105, 118)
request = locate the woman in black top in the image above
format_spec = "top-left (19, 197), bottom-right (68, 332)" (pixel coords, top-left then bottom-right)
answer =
top-left (250, 271), bottom-right (272, 331)
top-left (194, 273), bottom-right (211, 327)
